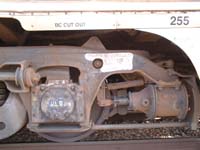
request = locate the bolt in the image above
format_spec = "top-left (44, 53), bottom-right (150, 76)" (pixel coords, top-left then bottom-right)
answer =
top-left (93, 58), bottom-right (103, 69)
top-left (32, 73), bottom-right (40, 84)
top-left (142, 99), bottom-right (150, 107)
top-left (24, 67), bottom-right (40, 87)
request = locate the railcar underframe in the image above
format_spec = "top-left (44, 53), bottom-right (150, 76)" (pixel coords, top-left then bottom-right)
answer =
top-left (0, 1), bottom-right (199, 142)
top-left (0, 36), bottom-right (198, 142)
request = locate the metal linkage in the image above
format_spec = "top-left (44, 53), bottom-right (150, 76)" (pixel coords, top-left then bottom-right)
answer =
top-left (0, 61), bottom-right (40, 92)
top-left (107, 79), bottom-right (144, 90)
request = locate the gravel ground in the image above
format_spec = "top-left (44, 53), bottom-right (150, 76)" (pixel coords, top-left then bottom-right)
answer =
top-left (0, 116), bottom-right (199, 143)
top-left (84, 117), bottom-right (200, 141)
top-left (85, 126), bottom-right (200, 141)
top-left (0, 128), bottom-right (49, 143)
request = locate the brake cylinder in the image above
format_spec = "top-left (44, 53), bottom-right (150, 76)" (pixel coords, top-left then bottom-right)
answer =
top-left (128, 84), bottom-right (189, 120)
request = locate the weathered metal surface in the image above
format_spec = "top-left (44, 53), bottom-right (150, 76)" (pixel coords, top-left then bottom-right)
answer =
top-left (98, 82), bottom-right (189, 119)
top-left (107, 79), bottom-right (144, 90)
top-left (129, 85), bottom-right (189, 119)
top-left (38, 105), bottom-right (110, 142)
top-left (0, 1), bottom-right (199, 144)
top-left (155, 86), bottom-right (188, 119)
top-left (0, 61), bottom-right (40, 92)
top-left (32, 80), bottom-right (84, 123)
top-left (0, 93), bottom-right (27, 139)
top-left (0, 38), bottom-right (197, 142)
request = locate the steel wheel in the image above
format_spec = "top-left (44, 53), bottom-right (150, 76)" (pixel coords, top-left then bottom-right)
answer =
top-left (39, 102), bottom-right (109, 142)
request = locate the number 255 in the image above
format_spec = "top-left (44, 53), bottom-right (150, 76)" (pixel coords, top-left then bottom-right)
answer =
top-left (170, 16), bottom-right (189, 25)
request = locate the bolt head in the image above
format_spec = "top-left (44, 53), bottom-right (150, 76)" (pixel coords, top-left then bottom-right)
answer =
top-left (93, 58), bottom-right (103, 69)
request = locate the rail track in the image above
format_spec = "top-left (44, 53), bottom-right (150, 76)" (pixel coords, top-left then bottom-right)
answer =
top-left (0, 138), bottom-right (199, 150)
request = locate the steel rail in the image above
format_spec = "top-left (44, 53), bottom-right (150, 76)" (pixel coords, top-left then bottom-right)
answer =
top-left (0, 138), bottom-right (199, 150)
